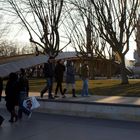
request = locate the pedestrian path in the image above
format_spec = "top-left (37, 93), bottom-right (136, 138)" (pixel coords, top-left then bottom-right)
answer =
top-left (2, 91), bottom-right (140, 106)
top-left (1, 111), bottom-right (140, 140)
top-left (30, 92), bottom-right (140, 106)
top-left (1, 92), bottom-right (140, 122)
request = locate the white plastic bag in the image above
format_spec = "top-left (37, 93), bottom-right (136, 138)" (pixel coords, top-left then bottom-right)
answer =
top-left (23, 96), bottom-right (40, 110)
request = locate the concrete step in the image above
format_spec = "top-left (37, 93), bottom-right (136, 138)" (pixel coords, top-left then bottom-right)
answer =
top-left (1, 95), bottom-right (140, 122)
top-left (36, 96), bottom-right (140, 122)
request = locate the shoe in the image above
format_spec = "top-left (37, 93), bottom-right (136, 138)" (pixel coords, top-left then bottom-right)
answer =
top-left (9, 119), bottom-right (14, 123)
top-left (48, 96), bottom-right (54, 99)
top-left (54, 95), bottom-right (59, 98)
top-left (85, 95), bottom-right (90, 97)
top-left (28, 112), bottom-right (32, 119)
top-left (40, 92), bottom-right (43, 98)
top-left (62, 95), bottom-right (66, 98)
top-left (72, 95), bottom-right (77, 97)
top-left (81, 95), bottom-right (86, 97)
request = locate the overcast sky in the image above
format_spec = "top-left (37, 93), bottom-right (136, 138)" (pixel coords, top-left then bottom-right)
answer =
top-left (0, 1), bottom-right (136, 61)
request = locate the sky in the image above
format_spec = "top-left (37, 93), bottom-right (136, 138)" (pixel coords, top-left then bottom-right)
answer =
top-left (9, 29), bottom-right (136, 61)
top-left (1, 14), bottom-right (136, 61)
top-left (8, 31), bottom-right (136, 60)
top-left (0, 3), bottom-right (137, 61)
top-left (126, 41), bottom-right (136, 60)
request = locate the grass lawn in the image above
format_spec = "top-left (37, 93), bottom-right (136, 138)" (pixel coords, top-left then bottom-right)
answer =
top-left (29, 78), bottom-right (140, 97)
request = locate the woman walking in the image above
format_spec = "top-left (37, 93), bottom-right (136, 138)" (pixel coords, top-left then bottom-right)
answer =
top-left (54, 59), bottom-right (66, 98)
top-left (5, 73), bottom-right (18, 122)
top-left (63, 60), bottom-right (76, 97)
top-left (81, 61), bottom-right (90, 97)
top-left (18, 68), bottom-right (32, 119)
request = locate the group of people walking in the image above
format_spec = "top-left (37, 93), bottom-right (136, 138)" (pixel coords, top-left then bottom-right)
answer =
top-left (40, 56), bottom-right (90, 99)
top-left (0, 68), bottom-right (32, 125)
top-left (0, 57), bottom-right (90, 125)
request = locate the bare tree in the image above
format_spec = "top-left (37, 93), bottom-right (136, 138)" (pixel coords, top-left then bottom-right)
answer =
top-left (63, 0), bottom-right (114, 78)
top-left (4, 0), bottom-right (69, 57)
top-left (21, 44), bottom-right (36, 54)
top-left (0, 11), bottom-right (11, 42)
top-left (0, 40), bottom-right (19, 56)
top-left (0, 7), bottom-right (18, 56)
top-left (90, 0), bottom-right (139, 84)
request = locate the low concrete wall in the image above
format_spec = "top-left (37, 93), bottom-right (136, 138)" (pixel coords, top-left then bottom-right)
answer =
top-left (1, 98), bottom-right (140, 122)
top-left (36, 99), bottom-right (140, 122)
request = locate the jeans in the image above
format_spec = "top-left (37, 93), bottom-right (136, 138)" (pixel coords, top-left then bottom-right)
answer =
top-left (18, 91), bottom-right (31, 118)
top-left (41, 77), bottom-right (53, 97)
top-left (81, 79), bottom-right (89, 96)
top-left (55, 80), bottom-right (63, 95)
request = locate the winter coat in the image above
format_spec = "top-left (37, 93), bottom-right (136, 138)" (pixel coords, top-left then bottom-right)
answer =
top-left (81, 64), bottom-right (89, 79)
top-left (55, 63), bottom-right (65, 82)
top-left (43, 62), bottom-right (55, 78)
top-left (66, 64), bottom-right (75, 84)
top-left (18, 75), bottom-right (29, 96)
top-left (5, 73), bottom-right (19, 109)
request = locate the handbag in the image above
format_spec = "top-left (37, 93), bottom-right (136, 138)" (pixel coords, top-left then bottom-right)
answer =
top-left (23, 96), bottom-right (40, 111)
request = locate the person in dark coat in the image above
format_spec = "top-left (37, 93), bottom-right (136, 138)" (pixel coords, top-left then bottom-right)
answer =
top-left (0, 77), bottom-right (3, 101)
top-left (63, 60), bottom-right (76, 97)
top-left (5, 73), bottom-right (18, 122)
top-left (18, 68), bottom-right (32, 119)
top-left (54, 59), bottom-right (66, 98)
top-left (40, 56), bottom-right (55, 99)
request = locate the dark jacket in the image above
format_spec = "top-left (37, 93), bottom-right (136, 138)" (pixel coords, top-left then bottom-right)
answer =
top-left (5, 73), bottom-right (19, 106)
top-left (18, 73), bottom-right (29, 103)
top-left (43, 62), bottom-right (55, 78)
top-left (55, 63), bottom-right (65, 82)
top-left (66, 64), bottom-right (75, 84)
top-left (81, 64), bottom-right (89, 79)
top-left (18, 75), bottom-right (29, 96)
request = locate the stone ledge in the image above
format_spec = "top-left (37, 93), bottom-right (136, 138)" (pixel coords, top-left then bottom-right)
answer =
top-left (35, 100), bottom-right (140, 122)
top-left (38, 98), bottom-right (140, 108)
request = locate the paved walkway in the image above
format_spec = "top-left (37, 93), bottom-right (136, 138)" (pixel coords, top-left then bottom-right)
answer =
top-left (28, 92), bottom-right (140, 106)
top-left (2, 91), bottom-right (140, 106)
top-left (1, 109), bottom-right (140, 140)
top-left (1, 93), bottom-right (140, 140)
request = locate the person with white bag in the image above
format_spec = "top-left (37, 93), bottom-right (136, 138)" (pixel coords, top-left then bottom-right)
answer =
top-left (18, 68), bottom-right (32, 119)
top-left (23, 96), bottom-right (40, 111)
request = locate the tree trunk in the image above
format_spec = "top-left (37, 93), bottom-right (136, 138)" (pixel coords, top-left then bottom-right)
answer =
top-left (120, 55), bottom-right (129, 84)
top-left (107, 61), bottom-right (112, 79)
top-left (89, 58), bottom-right (95, 80)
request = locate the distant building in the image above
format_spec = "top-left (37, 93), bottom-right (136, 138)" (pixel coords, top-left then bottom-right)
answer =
top-left (0, 51), bottom-right (133, 79)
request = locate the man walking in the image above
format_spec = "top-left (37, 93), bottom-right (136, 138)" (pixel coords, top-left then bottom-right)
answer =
top-left (81, 61), bottom-right (90, 97)
top-left (40, 56), bottom-right (55, 99)
top-left (63, 60), bottom-right (76, 97)
top-left (54, 59), bottom-right (65, 98)
top-left (18, 68), bottom-right (32, 119)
